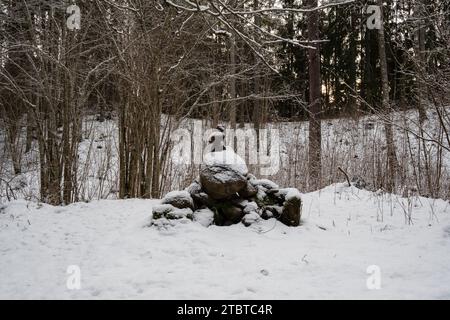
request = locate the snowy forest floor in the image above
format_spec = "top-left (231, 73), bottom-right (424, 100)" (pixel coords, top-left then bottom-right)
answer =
top-left (1, 184), bottom-right (449, 299)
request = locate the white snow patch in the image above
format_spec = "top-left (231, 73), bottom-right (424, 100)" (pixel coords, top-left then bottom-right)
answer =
top-left (280, 188), bottom-right (302, 201)
top-left (193, 208), bottom-right (215, 227)
top-left (243, 201), bottom-right (259, 215)
top-left (0, 185), bottom-right (450, 299)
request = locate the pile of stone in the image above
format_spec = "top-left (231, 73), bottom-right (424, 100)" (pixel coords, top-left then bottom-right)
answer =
top-left (151, 148), bottom-right (302, 228)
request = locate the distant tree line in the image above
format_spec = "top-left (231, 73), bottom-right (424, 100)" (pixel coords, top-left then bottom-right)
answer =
top-left (0, 0), bottom-right (448, 203)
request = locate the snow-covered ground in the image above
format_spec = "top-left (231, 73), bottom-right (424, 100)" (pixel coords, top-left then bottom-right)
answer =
top-left (1, 184), bottom-right (449, 299)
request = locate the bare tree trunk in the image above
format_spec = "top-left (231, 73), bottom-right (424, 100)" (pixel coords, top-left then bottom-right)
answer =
top-left (252, 0), bottom-right (262, 152)
top-left (229, 34), bottom-right (237, 131)
top-left (377, 0), bottom-right (398, 192)
top-left (25, 111), bottom-right (34, 153)
top-left (414, 0), bottom-right (428, 124)
top-left (306, 0), bottom-right (322, 191)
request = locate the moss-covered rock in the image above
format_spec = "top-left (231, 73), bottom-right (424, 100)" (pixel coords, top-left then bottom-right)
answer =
top-left (152, 204), bottom-right (193, 221)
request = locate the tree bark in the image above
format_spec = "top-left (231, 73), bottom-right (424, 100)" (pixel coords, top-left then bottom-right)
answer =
top-left (306, 0), bottom-right (322, 191)
top-left (377, 0), bottom-right (398, 192)
top-left (414, 0), bottom-right (428, 124)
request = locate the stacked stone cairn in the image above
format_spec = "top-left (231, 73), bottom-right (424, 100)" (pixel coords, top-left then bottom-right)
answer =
top-left (151, 126), bottom-right (302, 228)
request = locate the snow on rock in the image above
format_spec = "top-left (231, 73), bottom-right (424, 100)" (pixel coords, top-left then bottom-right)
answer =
top-left (193, 208), bottom-right (215, 227)
top-left (279, 188), bottom-right (302, 227)
top-left (203, 148), bottom-right (248, 176)
top-left (242, 212), bottom-right (260, 227)
top-left (161, 190), bottom-right (194, 210)
top-left (250, 179), bottom-right (279, 191)
top-left (152, 204), bottom-right (193, 220)
top-left (256, 188), bottom-right (267, 202)
top-left (199, 165), bottom-right (247, 200)
top-left (243, 201), bottom-right (259, 215)
top-left (262, 205), bottom-right (282, 219)
top-left (0, 185), bottom-right (450, 299)
top-left (151, 204), bottom-right (175, 219)
top-left (186, 180), bottom-right (202, 195)
top-left (278, 188), bottom-right (302, 201)
top-left (189, 155), bottom-right (300, 225)
top-left (165, 208), bottom-right (193, 220)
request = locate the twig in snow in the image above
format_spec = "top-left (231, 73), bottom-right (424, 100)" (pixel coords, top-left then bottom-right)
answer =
top-left (301, 254), bottom-right (309, 264)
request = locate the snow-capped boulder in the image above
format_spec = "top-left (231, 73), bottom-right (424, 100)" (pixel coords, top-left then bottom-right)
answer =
top-left (278, 188), bottom-right (302, 226)
top-left (250, 178), bottom-right (279, 191)
top-left (199, 164), bottom-right (247, 200)
top-left (203, 148), bottom-right (248, 176)
top-left (161, 190), bottom-right (194, 210)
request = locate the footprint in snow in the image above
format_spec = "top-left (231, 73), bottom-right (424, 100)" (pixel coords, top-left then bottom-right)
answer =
top-left (90, 289), bottom-right (101, 297)
top-left (443, 225), bottom-right (450, 238)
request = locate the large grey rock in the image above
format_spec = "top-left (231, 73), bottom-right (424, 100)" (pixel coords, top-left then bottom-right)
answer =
top-left (199, 164), bottom-right (247, 200)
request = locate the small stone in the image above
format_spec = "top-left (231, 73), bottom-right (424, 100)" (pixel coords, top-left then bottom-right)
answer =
top-left (242, 212), bottom-right (260, 227)
top-left (260, 269), bottom-right (269, 276)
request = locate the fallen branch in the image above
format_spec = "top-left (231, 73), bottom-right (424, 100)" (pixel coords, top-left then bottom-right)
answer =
top-left (338, 166), bottom-right (351, 187)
